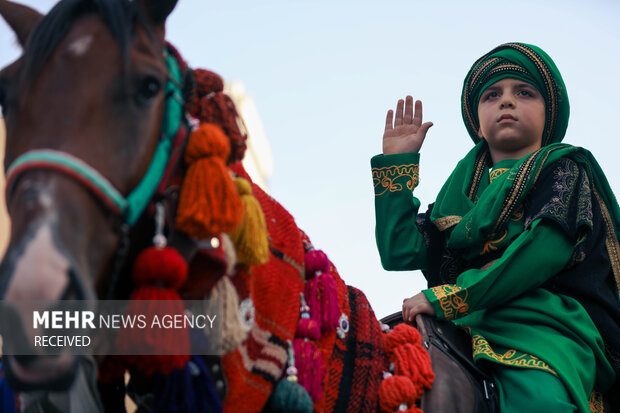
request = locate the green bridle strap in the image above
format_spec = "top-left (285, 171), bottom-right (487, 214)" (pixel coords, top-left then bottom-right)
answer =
top-left (5, 47), bottom-right (186, 227)
top-left (124, 48), bottom-right (185, 224)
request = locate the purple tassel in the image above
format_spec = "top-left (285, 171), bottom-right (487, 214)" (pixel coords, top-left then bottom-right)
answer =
top-left (152, 355), bottom-right (222, 413)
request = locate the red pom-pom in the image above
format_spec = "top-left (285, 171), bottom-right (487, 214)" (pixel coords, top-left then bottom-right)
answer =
top-left (132, 246), bottom-right (188, 289)
top-left (378, 375), bottom-right (421, 413)
top-left (115, 246), bottom-right (190, 375)
top-left (384, 324), bottom-right (422, 353)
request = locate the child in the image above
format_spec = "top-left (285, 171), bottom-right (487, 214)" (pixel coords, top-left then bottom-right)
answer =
top-left (371, 43), bottom-right (620, 412)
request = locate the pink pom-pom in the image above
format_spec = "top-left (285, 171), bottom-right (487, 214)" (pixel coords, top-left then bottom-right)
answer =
top-left (295, 318), bottom-right (321, 341)
top-left (304, 249), bottom-right (329, 278)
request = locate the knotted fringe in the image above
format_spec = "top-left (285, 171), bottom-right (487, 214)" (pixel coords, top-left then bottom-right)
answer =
top-left (304, 249), bottom-right (339, 335)
top-left (379, 324), bottom-right (434, 413)
top-left (175, 123), bottom-right (243, 239)
top-left (293, 317), bottom-right (324, 401)
top-left (116, 246), bottom-right (190, 375)
top-left (229, 177), bottom-right (269, 267)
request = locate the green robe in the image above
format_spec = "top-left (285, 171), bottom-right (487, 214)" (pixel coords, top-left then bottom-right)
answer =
top-left (372, 152), bottom-right (616, 413)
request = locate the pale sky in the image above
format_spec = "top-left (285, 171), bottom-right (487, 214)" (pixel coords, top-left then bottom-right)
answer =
top-left (1, 0), bottom-right (620, 318)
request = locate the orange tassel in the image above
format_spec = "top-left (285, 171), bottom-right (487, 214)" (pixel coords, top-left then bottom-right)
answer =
top-left (229, 177), bottom-right (269, 266)
top-left (175, 123), bottom-right (243, 239)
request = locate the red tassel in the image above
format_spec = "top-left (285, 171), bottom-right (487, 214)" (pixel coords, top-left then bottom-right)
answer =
top-left (304, 250), bottom-right (339, 335)
top-left (115, 246), bottom-right (190, 375)
top-left (378, 375), bottom-right (422, 413)
top-left (384, 324), bottom-right (434, 398)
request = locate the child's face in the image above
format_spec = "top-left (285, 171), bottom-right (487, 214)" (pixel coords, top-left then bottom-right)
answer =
top-left (477, 78), bottom-right (546, 161)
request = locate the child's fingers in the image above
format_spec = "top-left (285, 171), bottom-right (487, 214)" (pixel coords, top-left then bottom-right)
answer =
top-left (413, 100), bottom-right (423, 126)
top-left (419, 121), bottom-right (434, 139)
top-left (394, 99), bottom-right (404, 126)
top-left (385, 109), bottom-right (394, 131)
top-left (404, 95), bottom-right (414, 123)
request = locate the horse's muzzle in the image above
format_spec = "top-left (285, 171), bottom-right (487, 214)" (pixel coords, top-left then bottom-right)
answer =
top-left (2, 353), bottom-right (80, 392)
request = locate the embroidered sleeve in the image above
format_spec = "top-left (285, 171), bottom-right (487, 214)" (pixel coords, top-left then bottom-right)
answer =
top-left (371, 154), bottom-right (419, 196)
top-left (423, 284), bottom-right (469, 321)
top-left (371, 153), bottom-right (428, 271)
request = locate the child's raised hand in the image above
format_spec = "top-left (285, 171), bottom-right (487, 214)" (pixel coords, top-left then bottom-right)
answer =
top-left (383, 96), bottom-right (433, 155)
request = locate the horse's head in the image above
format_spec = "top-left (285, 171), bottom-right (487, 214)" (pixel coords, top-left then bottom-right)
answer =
top-left (0, 0), bottom-right (179, 389)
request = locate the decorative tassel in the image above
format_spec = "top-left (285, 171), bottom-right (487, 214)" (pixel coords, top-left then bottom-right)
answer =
top-left (304, 249), bottom-right (339, 335)
top-left (384, 324), bottom-right (434, 399)
top-left (117, 203), bottom-right (190, 376)
top-left (267, 340), bottom-right (313, 413)
top-left (206, 275), bottom-right (248, 353)
top-left (116, 246), bottom-right (190, 375)
top-left (378, 324), bottom-right (434, 413)
top-left (220, 233), bottom-right (238, 275)
top-left (378, 374), bottom-right (421, 413)
top-left (152, 355), bottom-right (222, 413)
top-left (292, 294), bottom-right (324, 401)
top-left (175, 123), bottom-right (243, 239)
top-left (229, 177), bottom-right (269, 267)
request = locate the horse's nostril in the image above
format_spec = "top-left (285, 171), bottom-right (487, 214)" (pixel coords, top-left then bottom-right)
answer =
top-left (13, 354), bottom-right (37, 366)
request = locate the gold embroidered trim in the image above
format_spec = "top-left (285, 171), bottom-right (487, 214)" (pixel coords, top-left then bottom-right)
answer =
top-left (510, 204), bottom-right (524, 221)
top-left (472, 334), bottom-right (557, 374)
top-left (430, 285), bottom-right (469, 321)
top-left (481, 229), bottom-right (507, 255)
top-left (489, 168), bottom-right (509, 183)
top-left (504, 43), bottom-right (558, 147)
top-left (593, 188), bottom-right (620, 294)
top-left (589, 390), bottom-right (605, 413)
top-left (433, 215), bottom-right (462, 231)
top-left (372, 163), bottom-right (419, 196)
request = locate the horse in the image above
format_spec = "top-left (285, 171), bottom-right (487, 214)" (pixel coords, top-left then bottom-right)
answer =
top-left (0, 1), bottom-right (483, 412)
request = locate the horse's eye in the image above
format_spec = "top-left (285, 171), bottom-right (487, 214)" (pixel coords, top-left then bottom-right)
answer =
top-left (135, 75), bottom-right (162, 105)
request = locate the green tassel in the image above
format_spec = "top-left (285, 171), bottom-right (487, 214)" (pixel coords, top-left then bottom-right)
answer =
top-left (267, 379), bottom-right (313, 413)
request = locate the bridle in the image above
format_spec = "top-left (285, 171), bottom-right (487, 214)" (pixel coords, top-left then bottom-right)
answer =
top-left (3, 46), bottom-right (190, 297)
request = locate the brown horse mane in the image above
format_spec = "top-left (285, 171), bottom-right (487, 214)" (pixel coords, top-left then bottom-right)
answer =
top-left (20, 0), bottom-right (151, 81)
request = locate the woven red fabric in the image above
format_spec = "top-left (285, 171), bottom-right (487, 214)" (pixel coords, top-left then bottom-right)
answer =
top-left (222, 163), bottom-right (305, 412)
top-left (323, 286), bottom-right (387, 413)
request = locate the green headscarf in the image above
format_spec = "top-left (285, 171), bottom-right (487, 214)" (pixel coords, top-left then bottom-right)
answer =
top-left (461, 42), bottom-right (570, 146)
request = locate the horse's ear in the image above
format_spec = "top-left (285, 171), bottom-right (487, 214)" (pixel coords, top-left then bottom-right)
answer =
top-left (0, 0), bottom-right (43, 47)
top-left (137, 0), bottom-right (178, 27)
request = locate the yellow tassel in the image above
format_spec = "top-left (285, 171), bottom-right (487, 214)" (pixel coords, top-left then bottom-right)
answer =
top-left (229, 177), bottom-right (270, 266)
